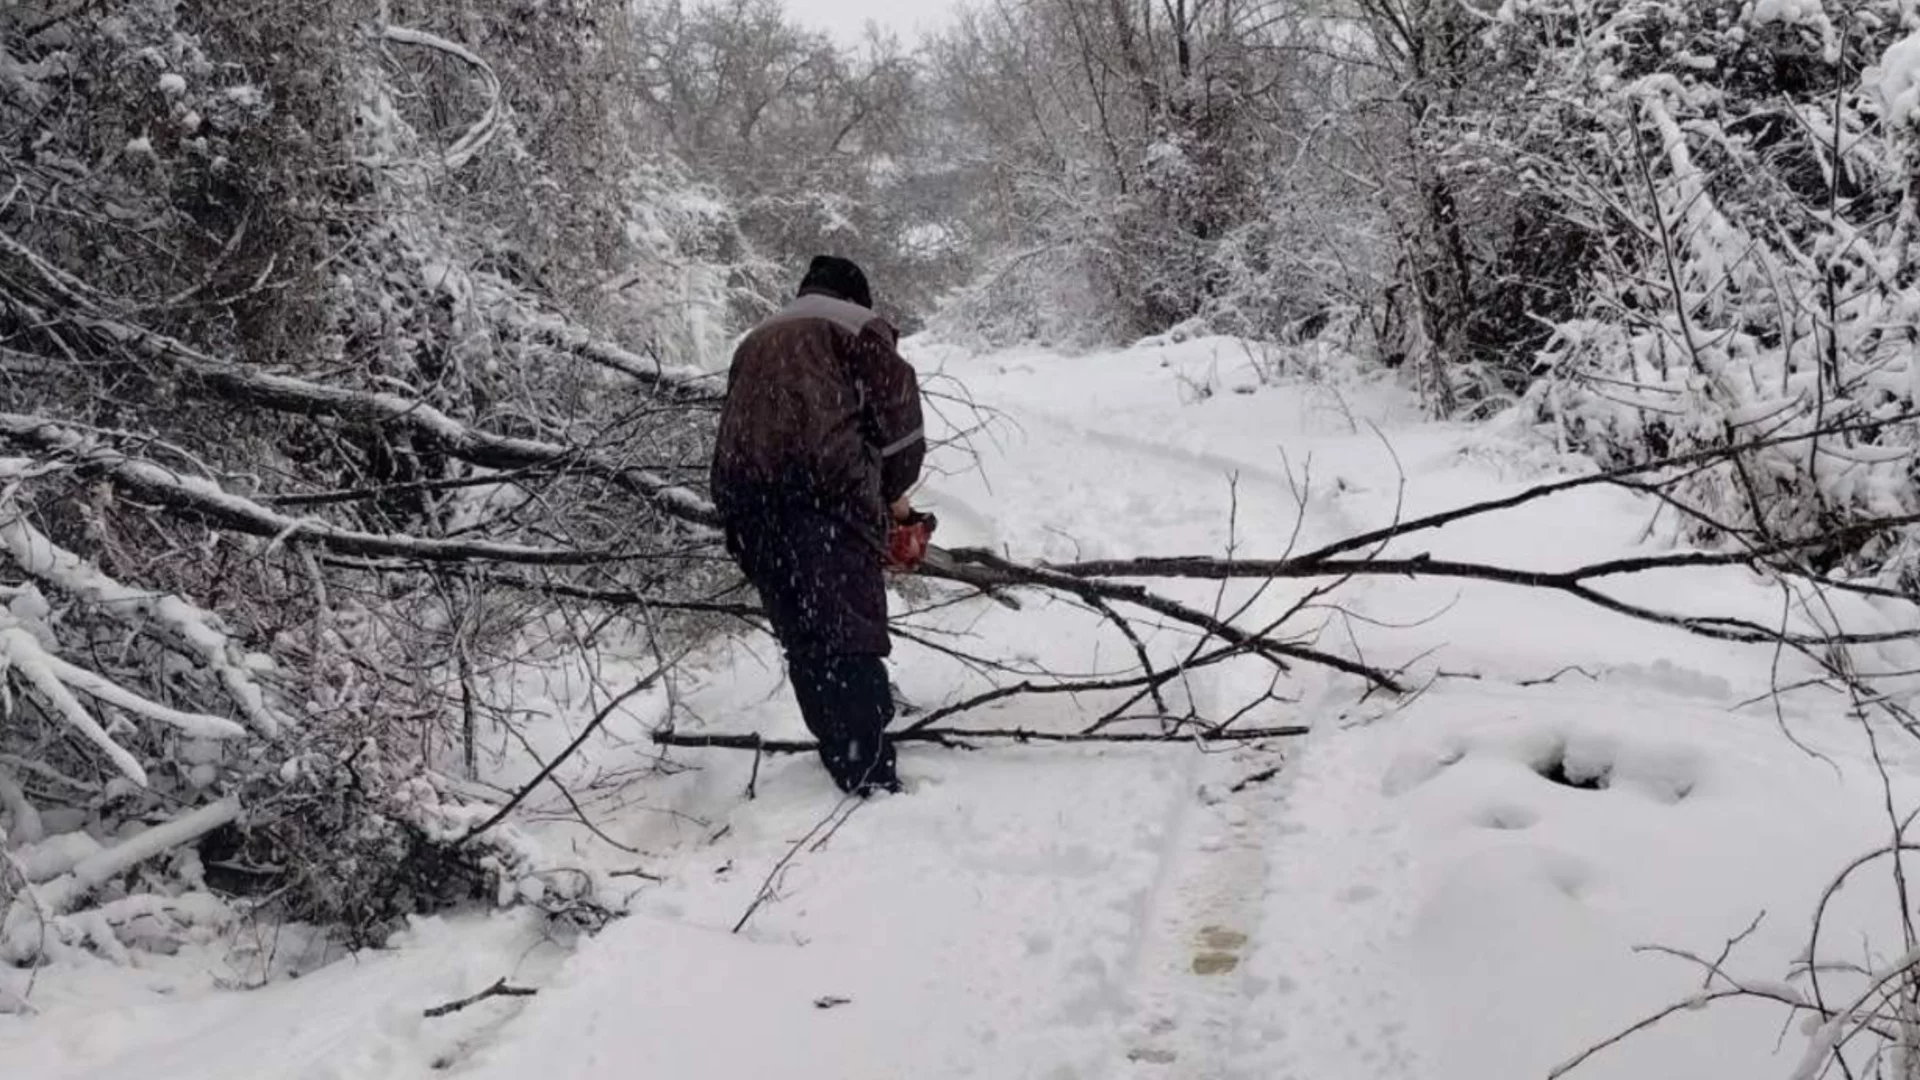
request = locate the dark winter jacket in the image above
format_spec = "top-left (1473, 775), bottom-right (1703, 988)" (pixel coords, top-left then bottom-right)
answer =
top-left (710, 291), bottom-right (925, 656)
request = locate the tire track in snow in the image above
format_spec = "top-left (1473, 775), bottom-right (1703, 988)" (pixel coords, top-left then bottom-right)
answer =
top-left (1096, 742), bottom-right (1284, 1080)
top-left (924, 386), bottom-right (1376, 1079)
top-left (950, 394), bottom-right (1430, 1079)
top-left (1224, 708), bottom-right (1429, 1080)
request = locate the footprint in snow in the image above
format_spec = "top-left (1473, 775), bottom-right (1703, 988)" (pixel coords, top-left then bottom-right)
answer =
top-left (1383, 727), bottom-right (1701, 806)
top-left (1337, 883), bottom-right (1381, 904)
top-left (1191, 925), bottom-right (1249, 976)
top-left (1529, 738), bottom-right (1699, 804)
top-left (1601, 659), bottom-right (1733, 702)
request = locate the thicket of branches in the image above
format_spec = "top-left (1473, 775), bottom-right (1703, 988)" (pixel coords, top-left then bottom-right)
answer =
top-left (918, 0), bottom-right (1382, 347)
top-left (1481, 1), bottom-right (1920, 591)
top-left (0, 0), bottom-right (768, 963)
top-left (627, 0), bottom-right (972, 332)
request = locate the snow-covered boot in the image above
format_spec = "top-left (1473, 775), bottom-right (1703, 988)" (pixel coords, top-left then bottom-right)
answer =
top-left (825, 732), bottom-right (901, 797)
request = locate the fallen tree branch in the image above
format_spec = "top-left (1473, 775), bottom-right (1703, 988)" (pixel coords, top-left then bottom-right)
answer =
top-left (499, 315), bottom-right (718, 400)
top-left (1284, 408), bottom-right (1920, 567)
top-left (1546, 987), bottom-right (1813, 1080)
top-left (5, 627), bottom-right (155, 786)
top-left (1039, 550), bottom-right (1920, 648)
top-left (1230, 765), bottom-right (1285, 793)
top-left (24, 798), bottom-right (243, 920)
top-left (654, 724), bottom-right (1310, 754)
top-left (71, 798), bottom-right (242, 891)
top-left (902, 667), bottom-right (1196, 734)
top-left (938, 547), bottom-right (1406, 691)
top-left (0, 415), bottom-right (632, 565)
top-left (732, 796), bottom-right (861, 934)
top-left (1055, 516), bottom-right (1920, 589)
top-left (0, 508), bottom-right (286, 735)
top-left (456, 570), bottom-right (763, 620)
top-left (0, 298), bottom-right (720, 526)
top-left (1086, 594), bottom-right (1170, 714)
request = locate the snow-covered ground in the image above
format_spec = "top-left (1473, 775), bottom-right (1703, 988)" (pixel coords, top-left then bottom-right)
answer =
top-left (7, 336), bottom-right (1920, 1079)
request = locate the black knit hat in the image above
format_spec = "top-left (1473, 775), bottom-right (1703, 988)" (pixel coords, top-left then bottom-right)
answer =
top-left (798, 255), bottom-right (873, 310)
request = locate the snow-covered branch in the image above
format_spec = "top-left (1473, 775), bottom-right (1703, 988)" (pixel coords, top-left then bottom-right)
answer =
top-left (68, 797), bottom-right (240, 893)
top-left (0, 624), bottom-right (245, 787)
top-left (30, 305), bottom-right (722, 528)
top-left (3, 798), bottom-right (240, 963)
top-left (381, 25), bottom-right (504, 172)
top-left (499, 313), bottom-right (720, 398)
top-left (0, 764), bottom-right (42, 847)
top-left (0, 414), bottom-right (643, 565)
top-left (0, 506), bottom-right (254, 786)
top-left (0, 508), bottom-right (283, 736)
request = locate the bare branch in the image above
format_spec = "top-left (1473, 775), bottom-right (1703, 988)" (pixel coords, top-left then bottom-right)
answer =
top-left (654, 724), bottom-right (1309, 754)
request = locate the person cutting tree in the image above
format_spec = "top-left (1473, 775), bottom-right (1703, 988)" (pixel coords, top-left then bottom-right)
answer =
top-left (709, 255), bottom-right (936, 796)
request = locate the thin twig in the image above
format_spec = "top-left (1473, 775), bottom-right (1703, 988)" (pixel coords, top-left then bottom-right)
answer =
top-left (732, 796), bottom-right (861, 934)
top-left (423, 977), bottom-right (539, 1018)
top-left (459, 661), bottom-right (676, 844)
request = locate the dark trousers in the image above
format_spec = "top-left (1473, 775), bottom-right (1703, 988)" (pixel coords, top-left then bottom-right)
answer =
top-left (718, 489), bottom-right (900, 792)
top-left (787, 653), bottom-right (898, 792)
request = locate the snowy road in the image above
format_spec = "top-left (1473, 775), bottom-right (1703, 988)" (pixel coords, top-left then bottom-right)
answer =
top-left (459, 340), bottom-right (1381, 1080)
top-left (10, 336), bottom-right (1920, 1080)
top-left (458, 339), bottom-right (1920, 1080)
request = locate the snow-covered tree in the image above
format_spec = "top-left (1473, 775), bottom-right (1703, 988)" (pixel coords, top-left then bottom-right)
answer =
top-left (922, 0), bottom-right (1379, 347)
top-left (628, 0), bottom-right (964, 329)
top-left (0, 0), bottom-right (748, 958)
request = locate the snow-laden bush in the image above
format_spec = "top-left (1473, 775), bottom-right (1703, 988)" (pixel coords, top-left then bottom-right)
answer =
top-left (1468, 0), bottom-right (1920, 582)
top-left (928, 232), bottom-right (1119, 352)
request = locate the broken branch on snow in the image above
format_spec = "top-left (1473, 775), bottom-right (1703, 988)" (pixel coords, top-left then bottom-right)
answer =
top-left (927, 547), bottom-right (1407, 692)
top-left (654, 725), bottom-right (1309, 754)
top-left (422, 977), bottom-right (540, 1018)
top-left (1039, 548), bottom-right (1920, 648)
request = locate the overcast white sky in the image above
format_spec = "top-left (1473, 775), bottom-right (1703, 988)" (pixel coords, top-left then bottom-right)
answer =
top-left (783, 0), bottom-right (958, 44)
